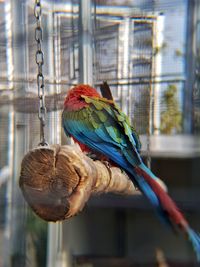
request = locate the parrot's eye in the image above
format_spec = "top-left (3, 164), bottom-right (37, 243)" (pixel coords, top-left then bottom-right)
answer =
top-left (78, 96), bottom-right (84, 101)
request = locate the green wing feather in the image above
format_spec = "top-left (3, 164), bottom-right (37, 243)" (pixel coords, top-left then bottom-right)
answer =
top-left (81, 96), bottom-right (142, 152)
top-left (62, 95), bottom-right (142, 165)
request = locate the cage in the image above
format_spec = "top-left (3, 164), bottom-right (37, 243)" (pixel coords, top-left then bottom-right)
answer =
top-left (0, 0), bottom-right (200, 266)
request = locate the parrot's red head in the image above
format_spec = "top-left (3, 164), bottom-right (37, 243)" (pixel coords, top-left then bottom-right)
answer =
top-left (64, 84), bottom-right (101, 111)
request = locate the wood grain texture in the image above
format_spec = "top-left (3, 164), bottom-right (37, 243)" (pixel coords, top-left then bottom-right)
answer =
top-left (19, 144), bottom-right (136, 222)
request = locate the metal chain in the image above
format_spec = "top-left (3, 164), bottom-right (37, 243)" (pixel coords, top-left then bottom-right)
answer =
top-left (34, 0), bottom-right (48, 146)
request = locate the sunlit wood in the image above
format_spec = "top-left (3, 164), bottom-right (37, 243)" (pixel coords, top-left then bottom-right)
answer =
top-left (19, 144), bottom-right (137, 222)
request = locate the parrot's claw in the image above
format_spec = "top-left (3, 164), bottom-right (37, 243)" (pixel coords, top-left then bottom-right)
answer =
top-left (86, 152), bottom-right (98, 160)
top-left (102, 161), bottom-right (111, 169)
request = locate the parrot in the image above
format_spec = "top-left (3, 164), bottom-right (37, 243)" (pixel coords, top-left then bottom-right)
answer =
top-left (62, 84), bottom-right (200, 260)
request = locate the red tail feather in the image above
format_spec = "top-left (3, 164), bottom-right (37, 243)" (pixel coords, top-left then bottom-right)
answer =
top-left (72, 137), bottom-right (91, 153)
top-left (135, 167), bottom-right (188, 230)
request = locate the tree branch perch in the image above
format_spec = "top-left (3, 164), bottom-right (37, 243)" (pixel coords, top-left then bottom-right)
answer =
top-left (19, 144), bottom-right (137, 222)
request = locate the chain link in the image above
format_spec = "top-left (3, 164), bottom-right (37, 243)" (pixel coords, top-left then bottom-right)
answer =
top-left (34, 0), bottom-right (48, 146)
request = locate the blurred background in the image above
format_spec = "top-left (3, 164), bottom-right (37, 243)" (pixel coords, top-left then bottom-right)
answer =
top-left (0, 0), bottom-right (200, 266)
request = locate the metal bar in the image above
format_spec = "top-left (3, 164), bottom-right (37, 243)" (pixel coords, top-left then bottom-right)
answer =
top-left (78, 0), bottom-right (93, 84)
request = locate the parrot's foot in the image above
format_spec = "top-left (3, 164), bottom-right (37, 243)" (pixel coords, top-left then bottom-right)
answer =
top-left (86, 152), bottom-right (98, 160)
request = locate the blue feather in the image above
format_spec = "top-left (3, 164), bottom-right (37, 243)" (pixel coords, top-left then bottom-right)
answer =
top-left (62, 94), bottom-right (200, 261)
top-left (64, 119), bottom-right (160, 208)
top-left (139, 162), bottom-right (158, 180)
top-left (187, 228), bottom-right (200, 261)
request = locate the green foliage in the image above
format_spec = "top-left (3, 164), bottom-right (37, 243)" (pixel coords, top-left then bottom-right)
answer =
top-left (160, 84), bottom-right (182, 134)
top-left (154, 42), bottom-right (167, 55)
top-left (175, 49), bottom-right (184, 57)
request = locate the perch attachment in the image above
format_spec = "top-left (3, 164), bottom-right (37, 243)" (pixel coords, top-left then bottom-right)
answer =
top-left (19, 144), bottom-right (136, 222)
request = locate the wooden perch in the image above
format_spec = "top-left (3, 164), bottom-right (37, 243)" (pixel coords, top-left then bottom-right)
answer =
top-left (19, 144), bottom-right (137, 222)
